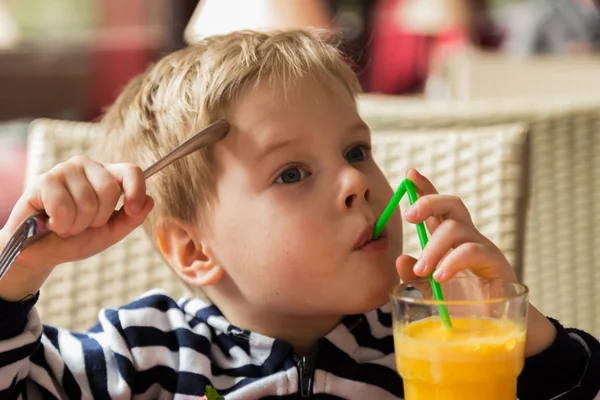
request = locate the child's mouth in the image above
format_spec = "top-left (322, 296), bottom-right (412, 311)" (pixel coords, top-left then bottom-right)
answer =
top-left (353, 226), bottom-right (388, 252)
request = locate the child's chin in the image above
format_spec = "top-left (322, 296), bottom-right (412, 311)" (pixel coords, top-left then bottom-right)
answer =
top-left (349, 288), bottom-right (391, 314)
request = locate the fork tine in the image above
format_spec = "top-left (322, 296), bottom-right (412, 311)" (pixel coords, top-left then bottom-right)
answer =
top-left (0, 235), bottom-right (18, 267)
top-left (0, 239), bottom-right (25, 279)
top-left (0, 241), bottom-right (25, 277)
top-left (0, 246), bottom-right (21, 279)
top-left (0, 227), bottom-right (28, 279)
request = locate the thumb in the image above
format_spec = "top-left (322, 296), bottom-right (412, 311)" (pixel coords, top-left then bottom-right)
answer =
top-left (396, 254), bottom-right (420, 283)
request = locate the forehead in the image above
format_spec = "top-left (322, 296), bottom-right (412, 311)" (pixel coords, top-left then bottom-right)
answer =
top-left (226, 76), bottom-right (359, 137)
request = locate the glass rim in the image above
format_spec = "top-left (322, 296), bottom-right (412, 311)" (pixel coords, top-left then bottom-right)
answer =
top-left (390, 277), bottom-right (529, 306)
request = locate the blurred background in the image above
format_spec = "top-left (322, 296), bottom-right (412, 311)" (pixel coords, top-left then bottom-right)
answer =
top-left (0, 0), bottom-right (599, 226)
top-left (2, 0), bottom-right (600, 335)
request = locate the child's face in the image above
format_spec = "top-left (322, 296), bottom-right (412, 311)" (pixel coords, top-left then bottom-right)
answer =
top-left (207, 78), bottom-right (403, 318)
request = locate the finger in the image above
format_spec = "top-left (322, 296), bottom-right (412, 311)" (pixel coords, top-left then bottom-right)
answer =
top-left (405, 194), bottom-right (474, 229)
top-left (413, 220), bottom-right (483, 277)
top-left (434, 243), bottom-right (518, 283)
top-left (32, 195), bottom-right (154, 266)
top-left (407, 168), bottom-right (439, 197)
top-left (103, 164), bottom-right (147, 217)
top-left (396, 254), bottom-right (420, 283)
top-left (62, 167), bottom-right (100, 236)
top-left (406, 168), bottom-right (443, 233)
top-left (36, 174), bottom-right (77, 236)
top-left (83, 161), bottom-right (123, 228)
top-left (85, 195), bottom-right (154, 253)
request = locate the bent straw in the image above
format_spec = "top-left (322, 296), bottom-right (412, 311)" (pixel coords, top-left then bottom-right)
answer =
top-left (373, 178), bottom-right (452, 328)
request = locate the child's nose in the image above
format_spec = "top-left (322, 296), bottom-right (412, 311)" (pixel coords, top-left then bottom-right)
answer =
top-left (338, 168), bottom-right (370, 210)
top-left (344, 190), bottom-right (370, 208)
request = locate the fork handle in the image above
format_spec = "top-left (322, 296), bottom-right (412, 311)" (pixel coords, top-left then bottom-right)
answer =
top-left (22, 211), bottom-right (50, 248)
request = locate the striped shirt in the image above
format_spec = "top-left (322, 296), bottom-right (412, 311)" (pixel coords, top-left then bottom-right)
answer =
top-left (0, 289), bottom-right (599, 399)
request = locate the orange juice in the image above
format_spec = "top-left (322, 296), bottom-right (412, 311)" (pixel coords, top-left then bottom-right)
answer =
top-left (394, 317), bottom-right (525, 400)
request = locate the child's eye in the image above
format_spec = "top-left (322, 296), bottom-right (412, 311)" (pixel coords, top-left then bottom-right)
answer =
top-left (345, 145), bottom-right (369, 163)
top-left (276, 166), bottom-right (307, 184)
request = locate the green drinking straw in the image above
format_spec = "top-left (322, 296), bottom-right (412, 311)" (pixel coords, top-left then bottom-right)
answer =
top-left (373, 178), bottom-right (452, 328)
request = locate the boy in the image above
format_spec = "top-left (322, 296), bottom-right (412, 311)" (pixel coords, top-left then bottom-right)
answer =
top-left (0, 30), bottom-right (598, 399)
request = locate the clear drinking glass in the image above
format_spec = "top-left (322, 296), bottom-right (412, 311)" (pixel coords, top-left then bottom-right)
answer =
top-left (391, 277), bottom-right (529, 400)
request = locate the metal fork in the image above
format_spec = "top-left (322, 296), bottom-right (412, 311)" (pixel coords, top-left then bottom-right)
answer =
top-left (0, 119), bottom-right (229, 280)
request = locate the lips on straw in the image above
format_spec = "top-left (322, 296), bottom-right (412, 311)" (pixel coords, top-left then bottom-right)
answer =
top-left (373, 178), bottom-right (452, 328)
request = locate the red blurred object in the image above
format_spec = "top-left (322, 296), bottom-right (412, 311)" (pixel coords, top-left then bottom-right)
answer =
top-left (0, 142), bottom-right (25, 228)
top-left (363, 0), bottom-right (501, 95)
top-left (87, 0), bottom-right (160, 121)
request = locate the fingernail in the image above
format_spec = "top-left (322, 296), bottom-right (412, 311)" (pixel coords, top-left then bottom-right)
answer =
top-left (413, 259), bottom-right (426, 275)
top-left (405, 207), bottom-right (417, 219)
top-left (408, 168), bottom-right (421, 178)
top-left (433, 268), bottom-right (445, 281)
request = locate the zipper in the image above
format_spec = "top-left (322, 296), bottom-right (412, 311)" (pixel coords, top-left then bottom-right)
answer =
top-left (293, 351), bottom-right (317, 397)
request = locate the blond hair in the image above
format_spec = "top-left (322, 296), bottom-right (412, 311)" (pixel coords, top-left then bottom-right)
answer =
top-left (99, 29), bottom-right (361, 238)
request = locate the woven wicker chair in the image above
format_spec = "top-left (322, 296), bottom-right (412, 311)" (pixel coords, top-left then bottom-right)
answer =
top-left (360, 94), bottom-right (600, 337)
top-left (25, 118), bottom-right (530, 332)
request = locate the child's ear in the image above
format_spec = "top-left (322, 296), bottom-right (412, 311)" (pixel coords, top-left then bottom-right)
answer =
top-left (155, 219), bottom-right (224, 287)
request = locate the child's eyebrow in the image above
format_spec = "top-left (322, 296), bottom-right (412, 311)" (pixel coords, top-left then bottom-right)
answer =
top-left (253, 137), bottom-right (298, 164)
top-left (253, 121), bottom-right (369, 164)
top-left (351, 121), bottom-right (370, 134)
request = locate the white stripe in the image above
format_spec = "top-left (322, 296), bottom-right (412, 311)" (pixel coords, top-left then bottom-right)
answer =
top-left (58, 329), bottom-right (93, 396)
top-left (314, 370), bottom-right (403, 399)
top-left (130, 345), bottom-right (247, 390)
top-left (0, 361), bottom-right (25, 390)
top-left (364, 307), bottom-right (393, 339)
top-left (120, 306), bottom-right (269, 370)
top-left (95, 309), bottom-right (132, 398)
top-left (211, 339), bottom-right (266, 369)
top-left (180, 297), bottom-right (213, 319)
top-left (325, 323), bottom-right (360, 357)
top-left (118, 307), bottom-right (195, 332)
top-left (28, 361), bottom-right (64, 398)
top-left (40, 334), bottom-right (66, 384)
top-left (226, 369), bottom-right (297, 400)
top-left (367, 352), bottom-right (397, 370)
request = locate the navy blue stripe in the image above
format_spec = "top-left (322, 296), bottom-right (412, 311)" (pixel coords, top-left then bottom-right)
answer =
top-left (41, 326), bottom-right (60, 352)
top-left (41, 326), bottom-right (83, 398)
top-left (317, 340), bottom-right (404, 398)
top-left (60, 361), bottom-right (81, 399)
top-left (188, 304), bottom-right (223, 325)
top-left (122, 326), bottom-right (212, 353)
top-left (72, 332), bottom-right (111, 400)
top-left (215, 330), bottom-right (251, 354)
top-left (120, 325), bottom-right (291, 378)
top-left (114, 352), bottom-right (136, 389)
top-left (114, 352), bottom-right (210, 396)
top-left (377, 308), bottom-right (392, 328)
top-left (36, 383), bottom-right (62, 399)
top-left (120, 293), bottom-right (181, 313)
top-left (0, 375), bottom-right (19, 400)
top-left (0, 338), bottom-right (41, 368)
top-left (342, 320), bottom-right (394, 354)
top-left (86, 321), bottom-right (104, 334)
top-left (0, 292), bottom-right (38, 341)
top-left (29, 348), bottom-right (65, 399)
top-left (342, 316), bottom-right (394, 354)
